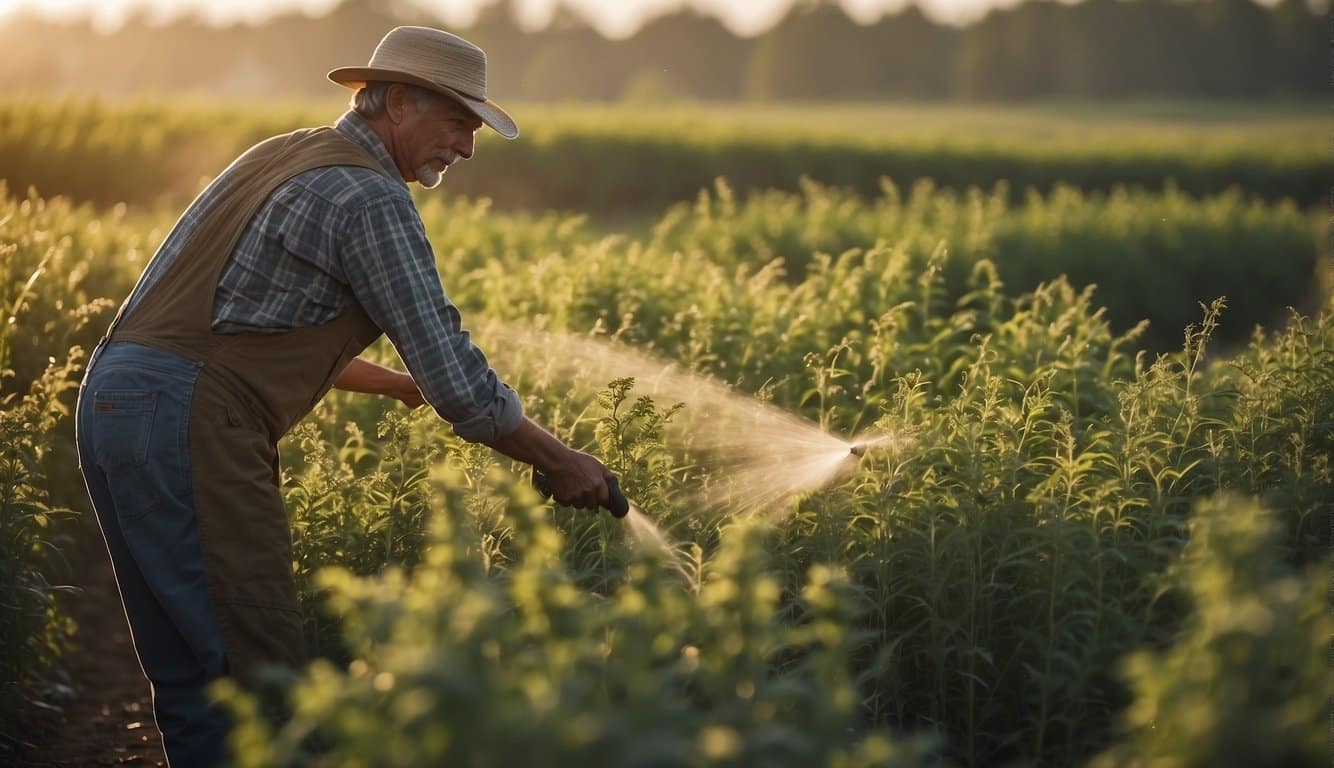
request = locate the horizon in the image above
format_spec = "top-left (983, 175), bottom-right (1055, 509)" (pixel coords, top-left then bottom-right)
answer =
top-left (0, 0), bottom-right (1098, 36)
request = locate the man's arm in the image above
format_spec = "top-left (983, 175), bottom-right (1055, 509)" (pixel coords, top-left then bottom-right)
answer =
top-left (333, 357), bottom-right (425, 407)
top-left (333, 360), bottom-right (609, 509)
top-left (485, 418), bottom-right (612, 510)
top-left (338, 194), bottom-right (520, 442)
top-left (337, 195), bottom-right (613, 510)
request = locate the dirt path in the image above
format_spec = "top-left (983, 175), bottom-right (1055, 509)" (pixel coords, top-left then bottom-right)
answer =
top-left (16, 527), bottom-right (167, 767)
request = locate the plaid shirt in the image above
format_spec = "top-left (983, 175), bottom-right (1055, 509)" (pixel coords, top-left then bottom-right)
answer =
top-left (122, 111), bottom-right (522, 442)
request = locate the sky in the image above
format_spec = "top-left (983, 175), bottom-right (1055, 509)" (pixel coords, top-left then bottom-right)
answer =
top-left (0, 0), bottom-right (1038, 35)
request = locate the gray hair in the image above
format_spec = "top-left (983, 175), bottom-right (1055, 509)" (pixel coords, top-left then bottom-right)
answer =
top-left (351, 81), bottom-right (437, 119)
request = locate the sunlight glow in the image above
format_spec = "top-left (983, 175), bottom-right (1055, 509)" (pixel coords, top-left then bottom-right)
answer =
top-left (0, 0), bottom-right (1035, 36)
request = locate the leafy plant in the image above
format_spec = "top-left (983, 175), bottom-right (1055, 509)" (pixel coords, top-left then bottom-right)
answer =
top-left (1092, 495), bottom-right (1329, 768)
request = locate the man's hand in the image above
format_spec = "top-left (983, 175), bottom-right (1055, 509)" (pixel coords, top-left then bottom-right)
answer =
top-left (541, 448), bottom-right (613, 510)
top-left (487, 418), bottom-right (613, 511)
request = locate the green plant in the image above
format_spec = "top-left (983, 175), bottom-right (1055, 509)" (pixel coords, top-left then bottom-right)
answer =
top-left (1091, 494), bottom-right (1329, 768)
top-left (220, 488), bottom-right (933, 767)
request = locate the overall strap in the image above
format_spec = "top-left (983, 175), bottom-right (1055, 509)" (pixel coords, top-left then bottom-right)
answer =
top-left (108, 128), bottom-right (387, 359)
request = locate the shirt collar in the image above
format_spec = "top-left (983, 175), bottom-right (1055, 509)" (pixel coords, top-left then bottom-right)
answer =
top-left (335, 110), bottom-right (406, 187)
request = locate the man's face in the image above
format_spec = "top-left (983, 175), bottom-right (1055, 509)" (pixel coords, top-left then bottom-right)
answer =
top-left (390, 86), bottom-right (484, 188)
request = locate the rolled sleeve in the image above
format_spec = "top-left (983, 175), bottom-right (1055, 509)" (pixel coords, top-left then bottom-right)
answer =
top-left (339, 194), bottom-right (523, 442)
top-left (450, 379), bottom-right (524, 442)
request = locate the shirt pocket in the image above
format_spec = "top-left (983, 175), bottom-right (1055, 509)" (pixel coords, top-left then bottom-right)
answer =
top-left (92, 390), bottom-right (157, 470)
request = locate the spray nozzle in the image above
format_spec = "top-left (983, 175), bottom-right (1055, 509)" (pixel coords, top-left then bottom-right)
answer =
top-left (849, 443), bottom-right (868, 458)
top-left (533, 472), bottom-right (631, 518)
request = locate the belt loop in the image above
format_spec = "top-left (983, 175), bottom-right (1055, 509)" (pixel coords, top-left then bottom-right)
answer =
top-left (87, 335), bottom-right (110, 372)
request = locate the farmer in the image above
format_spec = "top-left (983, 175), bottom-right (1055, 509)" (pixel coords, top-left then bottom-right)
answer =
top-left (74, 26), bottom-right (613, 765)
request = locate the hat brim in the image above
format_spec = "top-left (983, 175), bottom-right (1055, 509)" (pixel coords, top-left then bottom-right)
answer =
top-left (328, 66), bottom-right (518, 140)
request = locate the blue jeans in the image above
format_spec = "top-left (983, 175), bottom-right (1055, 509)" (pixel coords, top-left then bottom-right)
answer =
top-left (75, 340), bottom-right (230, 766)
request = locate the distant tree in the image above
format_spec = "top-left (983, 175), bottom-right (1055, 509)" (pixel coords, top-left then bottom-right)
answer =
top-left (745, 1), bottom-right (855, 100)
top-left (863, 5), bottom-right (960, 100)
top-left (953, 1), bottom-right (1069, 100)
top-left (0, 0), bottom-right (1316, 102)
top-left (1103, 0), bottom-right (1211, 99)
top-left (1062, 0), bottom-right (1133, 98)
top-left (468, 1), bottom-right (535, 100)
top-left (744, 1), bottom-right (955, 101)
top-left (1270, 0), bottom-right (1324, 96)
top-left (1194, 0), bottom-right (1275, 98)
top-left (952, 6), bottom-right (1004, 100)
top-left (954, 0), bottom-right (1294, 100)
top-left (519, 7), bottom-right (622, 101)
top-left (621, 10), bottom-right (751, 100)
top-left (251, 0), bottom-right (408, 97)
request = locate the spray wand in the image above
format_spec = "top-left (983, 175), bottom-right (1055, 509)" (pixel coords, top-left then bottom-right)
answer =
top-left (532, 471), bottom-right (630, 518)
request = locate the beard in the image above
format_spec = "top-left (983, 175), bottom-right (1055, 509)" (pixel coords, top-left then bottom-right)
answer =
top-left (415, 162), bottom-right (444, 189)
top-left (414, 154), bottom-right (455, 189)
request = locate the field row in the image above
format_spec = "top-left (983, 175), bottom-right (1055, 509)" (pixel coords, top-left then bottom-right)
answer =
top-left (1, 97), bottom-right (1327, 213)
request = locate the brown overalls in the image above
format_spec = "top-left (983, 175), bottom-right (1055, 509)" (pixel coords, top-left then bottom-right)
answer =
top-left (107, 128), bottom-right (386, 685)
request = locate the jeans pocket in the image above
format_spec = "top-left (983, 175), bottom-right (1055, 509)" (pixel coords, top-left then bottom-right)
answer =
top-left (93, 389), bottom-right (166, 522)
top-left (92, 390), bottom-right (157, 469)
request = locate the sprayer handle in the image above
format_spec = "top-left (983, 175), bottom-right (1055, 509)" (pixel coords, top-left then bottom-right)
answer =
top-left (604, 476), bottom-right (630, 518)
top-left (532, 472), bottom-right (630, 519)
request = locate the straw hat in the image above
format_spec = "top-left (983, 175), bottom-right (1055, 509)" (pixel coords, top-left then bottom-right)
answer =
top-left (329, 26), bottom-right (518, 139)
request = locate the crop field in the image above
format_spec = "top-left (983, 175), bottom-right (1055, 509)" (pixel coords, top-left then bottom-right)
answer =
top-left (1, 97), bottom-right (1328, 212)
top-left (2, 100), bottom-right (1330, 767)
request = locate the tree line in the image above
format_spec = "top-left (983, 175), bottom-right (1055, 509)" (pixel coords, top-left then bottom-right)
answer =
top-left (0, 0), bottom-right (1322, 101)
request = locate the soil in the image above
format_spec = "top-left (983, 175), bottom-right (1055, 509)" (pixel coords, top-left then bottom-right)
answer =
top-left (12, 526), bottom-right (167, 767)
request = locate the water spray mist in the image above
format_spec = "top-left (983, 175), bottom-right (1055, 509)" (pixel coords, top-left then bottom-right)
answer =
top-left (482, 321), bottom-right (909, 519)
